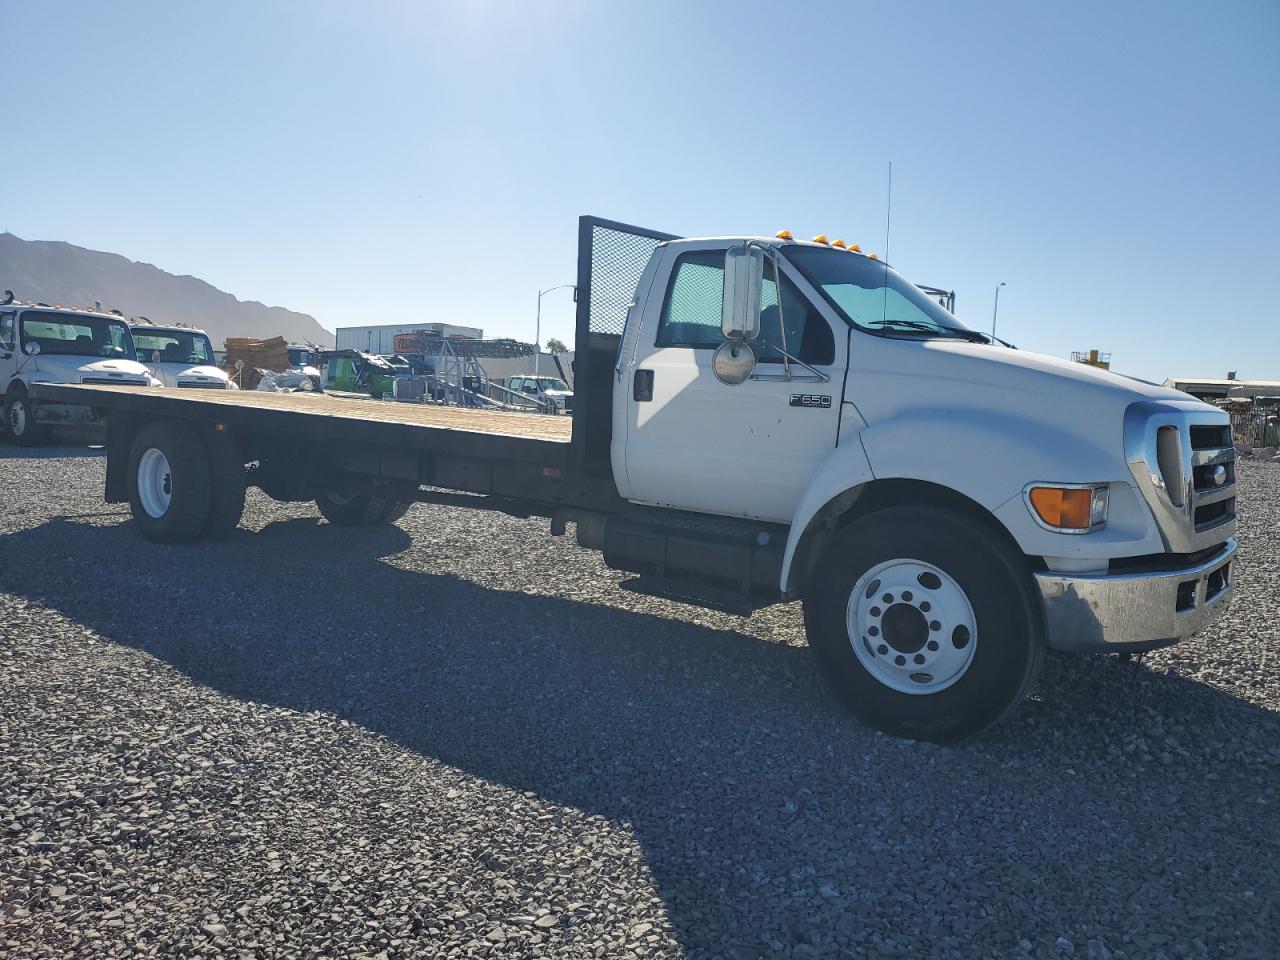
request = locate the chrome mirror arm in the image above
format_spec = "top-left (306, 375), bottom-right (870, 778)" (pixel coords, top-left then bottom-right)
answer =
top-left (744, 240), bottom-right (791, 381)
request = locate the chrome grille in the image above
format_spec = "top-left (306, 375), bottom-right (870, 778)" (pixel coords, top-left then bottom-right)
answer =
top-left (81, 376), bottom-right (148, 386)
top-left (1125, 400), bottom-right (1237, 552)
top-left (177, 380), bottom-right (227, 389)
top-left (1189, 426), bottom-right (1236, 533)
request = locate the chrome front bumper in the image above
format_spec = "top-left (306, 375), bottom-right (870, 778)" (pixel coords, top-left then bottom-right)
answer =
top-left (1036, 539), bottom-right (1236, 653)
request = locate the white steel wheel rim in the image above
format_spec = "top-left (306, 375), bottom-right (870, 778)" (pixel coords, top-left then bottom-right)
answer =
top-left (846, 558), bottom-right (977, 695)
top-left (137, 448), bottom-right (173, 519)
top-left (10, 399), bottom-right (26, 435)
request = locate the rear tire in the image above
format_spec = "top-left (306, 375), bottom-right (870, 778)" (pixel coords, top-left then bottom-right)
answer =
top-left (201, 430), bottom-right (247, 538)
top-left (804, 506), bottom-right (1045, 742)
top-left (127, 422), bottom-right (213, 543)
top-left (5, 386), bottom-right (48, 447)
top-left (315, 490), bottom-right (411, 526)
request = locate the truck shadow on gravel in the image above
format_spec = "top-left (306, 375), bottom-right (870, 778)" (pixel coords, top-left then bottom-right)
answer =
top-left (3, 514), bottom-right (1278, 957)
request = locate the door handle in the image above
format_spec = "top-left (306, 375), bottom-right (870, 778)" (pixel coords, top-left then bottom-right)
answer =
top-left (633, 369), bottom-right (654, 402)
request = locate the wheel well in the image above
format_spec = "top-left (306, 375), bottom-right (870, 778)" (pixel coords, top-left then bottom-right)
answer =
top-left (789, 478), bottom-right (1026, 594)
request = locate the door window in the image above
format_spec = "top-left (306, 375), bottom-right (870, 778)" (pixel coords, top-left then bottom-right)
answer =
top-left (0, 313), bottom-right (13, 351)
top-left (654, 250), bottom-right (834, 364)
top-left (759, 268), bottom-right (834, 365)
top-left (656, 251), bottom-right (725, 349)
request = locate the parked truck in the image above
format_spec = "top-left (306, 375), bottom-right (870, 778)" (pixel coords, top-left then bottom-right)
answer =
top-left (30, 217), bottom-right (1238, 740)
top-left (131, 322), bottom-right (233, 390)
top-left (2, 294), bottom-right (158, 444)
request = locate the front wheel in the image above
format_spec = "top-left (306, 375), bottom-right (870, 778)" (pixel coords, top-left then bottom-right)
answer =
top-left (4, 387), bottom-right (48, 446)
top-left (804, 506), bottom-right (1045, 742)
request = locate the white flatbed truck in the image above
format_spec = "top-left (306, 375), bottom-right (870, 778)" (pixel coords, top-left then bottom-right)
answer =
top-left (31, 216), bottom-right (1239, 740)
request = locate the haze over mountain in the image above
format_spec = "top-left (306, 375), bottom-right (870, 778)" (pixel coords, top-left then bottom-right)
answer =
top-left (0, 233), bottom-right (333, 347)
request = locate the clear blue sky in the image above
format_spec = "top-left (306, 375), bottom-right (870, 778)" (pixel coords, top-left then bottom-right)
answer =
top-left (4, 0), bottom-right (1277, 381)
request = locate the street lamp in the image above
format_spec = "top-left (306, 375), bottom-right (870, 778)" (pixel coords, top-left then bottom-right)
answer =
top-left (991, 282), bottom-right (1007, 340)
top-left (535, 284), bottom-right (575, 375)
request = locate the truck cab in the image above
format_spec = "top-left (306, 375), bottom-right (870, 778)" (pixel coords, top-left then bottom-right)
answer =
top-left (287, 344), bottom-right (324, 386)
top-left (1, 297), bottom-right (156, 444)
top-left (592, 223), bottom-right (1236, 736)
top-left (132, 323), bottom-right (232, 390)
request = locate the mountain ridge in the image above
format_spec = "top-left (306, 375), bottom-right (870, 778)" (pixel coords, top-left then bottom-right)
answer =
top-left (0, 233), bottom-right (333, 347)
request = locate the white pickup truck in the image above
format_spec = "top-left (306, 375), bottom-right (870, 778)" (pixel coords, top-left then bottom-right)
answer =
top-left (1, 294), bottom-right (157, 444)
top-left (131, 322), bottom-right (233, 390)
top-left (32, 217), bottom-right (1238, 740)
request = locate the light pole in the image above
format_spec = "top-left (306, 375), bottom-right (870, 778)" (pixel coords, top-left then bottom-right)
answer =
top-left (535, 284), bottom-right (575, 375)
top-left (991, 282), bottom-right (1006, 340)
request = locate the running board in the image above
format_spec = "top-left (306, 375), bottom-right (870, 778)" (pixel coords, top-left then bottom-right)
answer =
top-left (619, 577), bottom-right (771, 616)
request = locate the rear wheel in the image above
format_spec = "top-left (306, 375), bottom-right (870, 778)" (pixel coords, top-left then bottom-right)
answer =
top-left (315, 490), bottom-right (411, 526)
top-left (201, 430), bottom-right (247, 538)
top-left (804, 506), bottom-right (1044, 742)
top-left (127, 422), bottom-right (213, 543)
top-left (4, 386), bottom-right (48, 446)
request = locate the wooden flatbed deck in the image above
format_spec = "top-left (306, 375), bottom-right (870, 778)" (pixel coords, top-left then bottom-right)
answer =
top-left (30, 384), bottom-right (573, 465)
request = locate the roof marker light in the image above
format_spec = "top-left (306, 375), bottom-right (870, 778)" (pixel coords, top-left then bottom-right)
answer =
top-left (848, 243), bottom-right (861, 253)
top-left (867, 253), bottom-right (879, 260)
top-left (775, 229), bottom-right (793, 240)
top-left (832, 239), bottom-right (847, 248)
top-left (812, 234), bottom-right (829, 244)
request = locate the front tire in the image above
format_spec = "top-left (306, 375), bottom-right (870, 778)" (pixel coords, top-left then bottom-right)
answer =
top-left (804, 506), bottom-right (1045, 742)
top-left (127, 422), bottom-right (213, 543)
top-left (4, 386), bottom-right (48, 446)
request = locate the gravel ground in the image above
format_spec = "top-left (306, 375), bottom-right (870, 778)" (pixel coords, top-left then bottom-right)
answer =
top-left (1, 443), bottom-right (1277, 959)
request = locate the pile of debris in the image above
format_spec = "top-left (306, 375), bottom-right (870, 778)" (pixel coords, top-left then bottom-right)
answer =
top-left (223, 337), bottom-right (290, 390)
top-left (1236, 444), bottom-right (1280, 462)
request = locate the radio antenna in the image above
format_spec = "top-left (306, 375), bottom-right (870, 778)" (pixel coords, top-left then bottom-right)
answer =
top-left (884, 160), bottom-right (893, 263)
top-left (881, 160), bottom-right (893, 326)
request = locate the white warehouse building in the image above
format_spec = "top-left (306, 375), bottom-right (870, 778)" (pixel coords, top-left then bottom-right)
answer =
top-left (334, 322), bottom-right (484, 355)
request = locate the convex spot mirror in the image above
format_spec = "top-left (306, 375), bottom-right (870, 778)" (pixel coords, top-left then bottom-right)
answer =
top-left (23, 341), bottom-right (41, 356)
top-left (152, 351), bottom-right (162, 363)
top-left (722, 244), bottom-right (764, 341)
top-left (713, 340), bottom-right (757, 386)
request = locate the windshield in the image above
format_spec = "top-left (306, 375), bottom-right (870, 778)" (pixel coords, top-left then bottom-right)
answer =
top-left (783, 246), bottom-right (974, 338)
top-left (20, 311), bottom-right (135, 359)
top-left (536, 378), bottom-right (569, 391)
top-left (134, 329), bottom-right (214, 365)
top-left (288, 348), bottom-right (312, 367)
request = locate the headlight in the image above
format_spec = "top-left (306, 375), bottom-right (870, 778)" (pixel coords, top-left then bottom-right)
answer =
top-left (1025, 484), bottom-right (1109, 534)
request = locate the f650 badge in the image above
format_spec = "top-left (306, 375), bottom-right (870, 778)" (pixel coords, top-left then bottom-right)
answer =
top-left (790, 394), bottom-right (832, 409)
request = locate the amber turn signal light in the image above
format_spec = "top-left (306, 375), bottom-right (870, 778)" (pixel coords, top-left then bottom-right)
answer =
top-left (1028, 486), bottom-right (1093, 530)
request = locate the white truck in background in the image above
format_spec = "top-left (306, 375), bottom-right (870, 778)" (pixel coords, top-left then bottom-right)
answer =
top-left (31, 217), bottom-right (1239, 741)
top-left (506, 374), bottom-right (574, 413)
top-left (1, 292), bottom-right (158, 444)
top-left (131, 322), bottom-right (234, 390)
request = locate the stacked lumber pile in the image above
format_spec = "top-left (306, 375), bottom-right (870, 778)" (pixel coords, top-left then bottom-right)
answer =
top-left (224, 337), bottom-right (290, 390)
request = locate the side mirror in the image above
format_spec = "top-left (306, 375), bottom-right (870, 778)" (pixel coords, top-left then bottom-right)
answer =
top-left (721, 245), bottom-right (764, 341)
top-left (23, 341), bottom-right (40, 356)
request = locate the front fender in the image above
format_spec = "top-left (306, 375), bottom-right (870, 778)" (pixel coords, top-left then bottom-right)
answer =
top-left (781, 409), bottom-right (1166, 592)
top-left (780, 438), bottom-right (875, 592)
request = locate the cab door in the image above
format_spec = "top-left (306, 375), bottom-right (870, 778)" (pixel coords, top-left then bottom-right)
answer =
top-left (620, 244), bottom-right (847, 523)
top-left (0, 311), bottom-right (16, 388)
